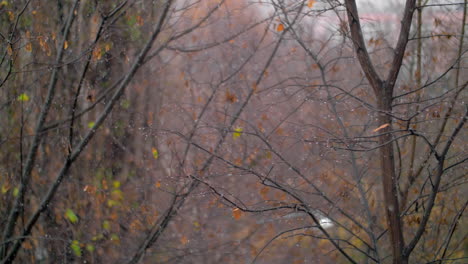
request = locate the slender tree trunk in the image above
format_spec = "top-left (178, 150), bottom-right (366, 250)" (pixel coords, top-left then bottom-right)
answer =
top-left (377, 93), bottom-right (406, 264)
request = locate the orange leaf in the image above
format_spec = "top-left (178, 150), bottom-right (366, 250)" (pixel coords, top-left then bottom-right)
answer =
top-left (275, 127), bottom-right (284, 136)
top-left (25, 42), bottom-right (32, 52)
top-left (232, 208), bottom-right (243, 220)
top-left (6, 45), bottom-right (12, 56)
top-left (180, 236), bottom-right (189, 245)
top-left (23, 240), bottom-right (33, 250)
top-left (136, 15), bottom-right (144, 26)
top-left (308, 0), bottom-right (316, 8)
top-left (92, 47), bottom-right (102, 61)
top-left (277, 23), bottom-right (284, 32)
top-left (83, 185), bottom-right (96, 195)
top-left (373, 123), bottom-right (390, 132)
top-left (252, 82), bottom-right (258, 92)
top-left (259, 187), bottom-right (269, 199)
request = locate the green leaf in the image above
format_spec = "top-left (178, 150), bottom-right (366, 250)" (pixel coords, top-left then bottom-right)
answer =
top-left (70, 240), bottom-right (82, 257)
top-left (91, 234), bottom-right (104, 241)
top-left (12, 187), bottom-right (19, 197)
top-left (120, 99), bottom-right (130, 109)
top-left (65, 209), bottom-right (79, 224)
top-left (110, 233), bottom-right (120, 242)
top-left (232, 127), bottom-right (243, 140)
top-left (106, 199), bottom-right (120, 207)
top-left (85, 244), bottom-right (95, 252)
top-left (102, 220), bottom-right (110, 230)
top-left (17, 93), bottom-right (29, 102)
top-left (87, 122), bottom-right (95, 128)
top-left (151, 147), bottom-right (159, 159)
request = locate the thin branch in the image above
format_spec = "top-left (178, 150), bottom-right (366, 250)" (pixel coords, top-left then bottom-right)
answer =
top-left (404, 106), bottom-right (468, 256)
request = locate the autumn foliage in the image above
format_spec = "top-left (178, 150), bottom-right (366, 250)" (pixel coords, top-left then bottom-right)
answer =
top-left (0, 0), bottom-right (466, 263)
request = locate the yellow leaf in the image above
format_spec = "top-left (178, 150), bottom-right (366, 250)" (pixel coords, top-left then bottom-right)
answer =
top-left (373, 123), bottom-right (390, 132)
top-left (7, 11), bottom-right (14, 21)
top-left (112, 181), bottom-right (120, 189)
top-left (1, 183), bottom-right (10, 194)
top-left (232, 127), bottom-right (243, 140)
top-left (64, 40), bottom-right (68, 50)
top-left (277, 23), bottom-right (284, 32)
top-left (17, 93), bottom-right (30, 102)
top-left (232, 208), bottom-right (243, 220)
top-left (308, 0), bottom-right (316, 8)
top-left (151, 147), bottom-right (159, 159)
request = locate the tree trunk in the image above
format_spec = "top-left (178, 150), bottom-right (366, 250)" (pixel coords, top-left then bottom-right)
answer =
top-left (377, 93), bottom-right (405, 264)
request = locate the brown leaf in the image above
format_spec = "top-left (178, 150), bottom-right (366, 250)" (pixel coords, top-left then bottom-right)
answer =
top-left (225, 90), bottom-right (237, 103)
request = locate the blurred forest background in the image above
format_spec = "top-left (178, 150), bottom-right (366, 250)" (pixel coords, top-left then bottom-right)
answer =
top-left (0, 0), bottom-right (466, 263)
